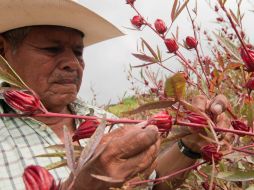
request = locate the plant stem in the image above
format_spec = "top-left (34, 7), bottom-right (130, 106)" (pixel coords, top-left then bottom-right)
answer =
top-left (176, 120), bottom-right (254, 137)
top-left (0, 112), bottom-right (143, 124)
top-left (129, 161), bottom-right (206, 186)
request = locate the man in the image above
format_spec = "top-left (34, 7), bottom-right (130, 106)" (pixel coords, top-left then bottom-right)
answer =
top-left (0, 1), bottom-right (229, 190)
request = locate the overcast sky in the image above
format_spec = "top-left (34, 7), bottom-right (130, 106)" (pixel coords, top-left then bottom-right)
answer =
top-left (77, 0), bottom-right (254, 106)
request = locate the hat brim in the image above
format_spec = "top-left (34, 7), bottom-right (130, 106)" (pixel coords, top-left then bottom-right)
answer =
top-left (0, 0), bottom-right (124, 47)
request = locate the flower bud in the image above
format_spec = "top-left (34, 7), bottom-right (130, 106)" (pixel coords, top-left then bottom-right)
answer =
top-left (201, 181), bottom-right (216, 190)
top-left (150, 111), bottom-right (172, 135)
top-left (126, 0), bottom-right (135, 5)
top-left (240, 47), bottom-right (254, 72)
top-left (131, 15), bottom-right (144, 29)
top-left (245, 77), bottom-right (254, 91)
top-left (3, 90), bottom-right (43, 114)
top-left (72, 120), bottom-right (100, 141)
top-left (23, 165), bottom-right (58, 190)
top-left (164, 38), bottom-right (179, 53)
top-left (231, 120), bottom-right (250, 136)
top-left (185, 36), bottom-right (198, 49)
top-left (186, 112), bottom-right (207, 125)
top-left (154, 19), bottom-right (167, 34)
top-left (201, 144), bottom-right (223, 163)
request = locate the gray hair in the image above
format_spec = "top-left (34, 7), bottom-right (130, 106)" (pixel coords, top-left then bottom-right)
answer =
top-left (2, 26), bottom-right (31, 50)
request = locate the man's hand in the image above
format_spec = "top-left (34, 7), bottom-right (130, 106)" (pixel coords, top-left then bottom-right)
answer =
top-left (71, 124), bottom-right (160, 190)
top-left (182, 94), bottom-right (230, 153)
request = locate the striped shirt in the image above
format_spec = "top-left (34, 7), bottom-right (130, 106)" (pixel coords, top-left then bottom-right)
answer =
top-left (0, 96), bottom-right (118, 190)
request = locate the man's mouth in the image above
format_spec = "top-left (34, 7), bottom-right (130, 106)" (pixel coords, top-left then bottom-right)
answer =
top-left (55, 78), bottom-right (79, 85)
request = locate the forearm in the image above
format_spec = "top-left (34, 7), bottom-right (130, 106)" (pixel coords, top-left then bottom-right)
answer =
top-left (153, 142), bottom-right (197, 190)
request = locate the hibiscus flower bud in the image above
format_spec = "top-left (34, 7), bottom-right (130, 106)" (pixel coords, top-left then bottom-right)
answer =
top-left (150, 111), bottom-right (172, 134)
top-left (201, 181), bottom-right (216, 190)
top-left (154, 19), bottom-right (167, 35)
top-left (72, 120), bottom-right (100, 141)
top-left (185, 36), bottom-right (198, 49)
top-left (240, 47), bottom-right (254, 72)
top-left (23, 165), bottom-right (58, 190)
top-left (131, 15), bottom-right (144, 29)
top-left (201, 144), bottom-right (223, 163)
top-left (3, 90), bottom-right (43, 114)
top-left (186, 112), bottom-right (207, 125)
top-left (126, 0), bottom-right (135, 5)
top-left (164, 38), bottom-right (179, 53)
top-left (245, 77), bottom-right (254, 91)
top-left (231, 120), bottom-right (250, 136)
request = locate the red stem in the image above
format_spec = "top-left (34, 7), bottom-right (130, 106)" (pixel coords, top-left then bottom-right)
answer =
top-left (129, 161), bottom-right (206, 186)
top-left (176, 120), bottom-right (254, 137)
top-left (0, 112), bottom-right (143, 124)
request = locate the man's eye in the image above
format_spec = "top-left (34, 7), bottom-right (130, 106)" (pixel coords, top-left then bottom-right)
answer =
top-left (74, 50), bottom-right (83, 57)
top-left (42, 47), bottom-right (62, 54)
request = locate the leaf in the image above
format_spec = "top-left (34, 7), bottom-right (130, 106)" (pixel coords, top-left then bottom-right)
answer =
top-left (216, 170), bottom-right (254, 182)
top-left (46, 144), bottom-right (83, 152)
top-left (171, 0), bottom-right (178, 22)
top-left (164, 72), bottom-right (186, 100)
top-left (141, 38), bottom-right (158, 60)
top-left (132, 53), bottom-right (158, 63)
top-left (247, 103), bottom-right (254, 129)
top-left (213, 33), bottom-right (241, 61)
top-left (229, 9), bottom-right (239, 26)
top-left (174, 0), bottom-right (190, 22)
top-left (123, 99), bottom-right (175, 115)
top-left (35, 152), bottom-right (66, 158)
top-left (63, 126), bottom-right (76, 175)
top-left (45, 160), bottom-right (67, 170)
top-left (0, 55), bottom-right (28, 88)
top-left (76, 115), bottom-right (107, 173)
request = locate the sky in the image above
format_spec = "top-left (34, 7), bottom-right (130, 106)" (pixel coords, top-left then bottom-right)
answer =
top-left (77, 0), bottom-right (254, 106)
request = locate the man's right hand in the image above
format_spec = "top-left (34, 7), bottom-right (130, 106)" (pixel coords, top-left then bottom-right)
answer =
top-left (70, 124), bottom-right (160, 190)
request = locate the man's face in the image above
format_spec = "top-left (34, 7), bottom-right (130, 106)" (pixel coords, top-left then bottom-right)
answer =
top-left (4, 26), bottom-right (85, 110)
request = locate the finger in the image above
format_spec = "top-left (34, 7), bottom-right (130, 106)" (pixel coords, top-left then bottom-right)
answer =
top-left (191, 95), bottom-right (208, 112)
top-left (121, 139), bottom-right (160, 179)
top-left (208, 94), bottom-right (229, 115)
top-left (118, 125), bottom-right (159, 159)
top-left (100, 125), bottom-right (141, 145)
top-left (216, 113), bottom-right (230, 129)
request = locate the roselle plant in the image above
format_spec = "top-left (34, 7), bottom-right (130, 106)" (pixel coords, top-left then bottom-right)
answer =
top-left (0, 0), bottom-right (254, 189)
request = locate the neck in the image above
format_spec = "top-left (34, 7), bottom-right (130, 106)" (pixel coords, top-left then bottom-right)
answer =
top-left (35, 105), bottom-right (72, 126)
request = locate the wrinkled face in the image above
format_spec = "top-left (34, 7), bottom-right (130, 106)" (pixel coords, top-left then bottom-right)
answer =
top-left (3, 26), bottom-right (85, 110)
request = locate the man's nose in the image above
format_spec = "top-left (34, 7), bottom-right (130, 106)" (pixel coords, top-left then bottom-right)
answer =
top-left (58, 49), bottom-right (83, 72)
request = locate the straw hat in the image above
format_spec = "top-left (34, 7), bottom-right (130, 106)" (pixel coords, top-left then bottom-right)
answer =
top-left (0, 0), bottom-right (124, 46)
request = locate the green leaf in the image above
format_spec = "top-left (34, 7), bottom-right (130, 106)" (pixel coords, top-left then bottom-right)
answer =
top-left (141, 38), bottom-right (158, 60)
top-left (164, 72), bottom-right (186, 99)
top-left (216, 170), bottom-right (254, 182)
top-left (35, 152), bottom-right (66, 158)
top-left (213, 33), bottom-right (241, 61)
top-left (123, 99), bottom-right (175, 115)
top-left (45, 160), bottom-right (67, 170)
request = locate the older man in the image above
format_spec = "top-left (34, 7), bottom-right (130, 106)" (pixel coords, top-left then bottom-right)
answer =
top-left (0, 1), bottom-right (229, 190)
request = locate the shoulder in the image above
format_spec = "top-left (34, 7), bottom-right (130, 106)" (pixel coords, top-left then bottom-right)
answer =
top-left (71, 98), bottom-right (118, 119)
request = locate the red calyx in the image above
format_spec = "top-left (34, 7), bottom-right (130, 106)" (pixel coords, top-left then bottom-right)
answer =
top-left (186, 112), bottom-right (207, 125)
top-left (150, 111), bottom-right (172, 135)
top-left (240, 47), bottom-right (254, 72)
top-left (3, 90), bottom-right (43, 114)
top-left (201, 181), bottom-right (216, 190)
top-left (185, 36), bottom-right (198, 49)
top-left (245, 77), bottom-right (254, 91)
top-left (131, 15), bottom-right (144, 29)
top-left (23, 165), bottom-right (58, 190)
top-left (231, 120), bottom-right (250, 136)
top-left (72, 119), bottom-right (100, 141)
top-left (200, 144), bottom-right (223, 163)
top-left (126, 0), bottom-right (135, 5)
top-left (154, 19), bottom-right (167, 35)
top-left (164, 38), bottom-right (179, 53)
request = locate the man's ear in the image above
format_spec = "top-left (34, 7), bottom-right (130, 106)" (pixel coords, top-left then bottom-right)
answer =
top-left (0, 35), bottom-right (10, 57)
